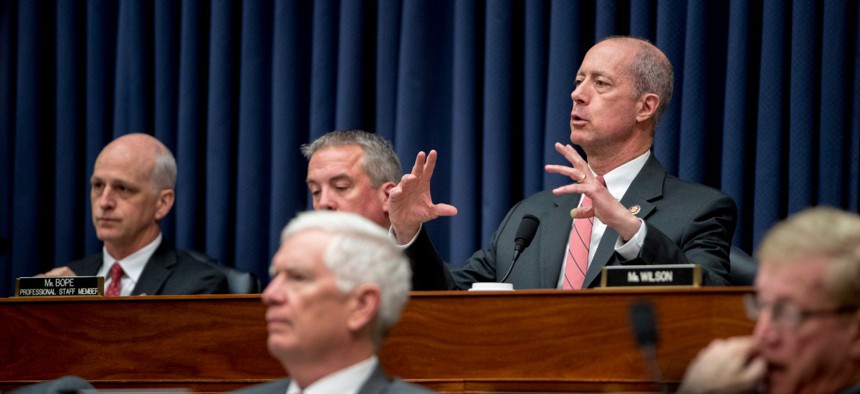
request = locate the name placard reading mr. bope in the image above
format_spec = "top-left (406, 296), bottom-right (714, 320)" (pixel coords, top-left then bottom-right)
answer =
top-left (16, 276), bottom-right (104, 297)
top-left (600, 264), bottom-right (701, 288)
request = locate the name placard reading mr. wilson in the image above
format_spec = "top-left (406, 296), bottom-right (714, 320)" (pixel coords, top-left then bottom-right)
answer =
top-left (600, 264), bottom-right (701, 288)
top-left (16, 276), bottom-right (104, 297)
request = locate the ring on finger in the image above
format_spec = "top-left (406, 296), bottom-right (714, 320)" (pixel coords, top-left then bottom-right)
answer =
top-left (578, 172), bottom-right (587, 183)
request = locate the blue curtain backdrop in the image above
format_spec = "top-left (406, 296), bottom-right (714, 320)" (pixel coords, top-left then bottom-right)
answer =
top-left (2, 0), bottom-right (859, 296)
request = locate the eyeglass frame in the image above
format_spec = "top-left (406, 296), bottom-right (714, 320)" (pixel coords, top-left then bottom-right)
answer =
top-left (743, 293), bottom-right (858, 330)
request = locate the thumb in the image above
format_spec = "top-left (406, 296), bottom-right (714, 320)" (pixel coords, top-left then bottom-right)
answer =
top-left (741, 357), bottom-right (767, 384)
top-left (434, 203), bottom-right (458, 217)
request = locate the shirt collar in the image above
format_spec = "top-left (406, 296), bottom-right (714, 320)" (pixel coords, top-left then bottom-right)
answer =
top-left (287, 355), bottom-right (378, 394)
top-left (599, 150), bottom-right (650, 201)
top-left (97, 234), bottom-right (163, 287)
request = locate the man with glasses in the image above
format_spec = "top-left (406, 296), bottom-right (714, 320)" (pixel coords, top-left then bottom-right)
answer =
top-left (679, 207), bottom-right (860, 394)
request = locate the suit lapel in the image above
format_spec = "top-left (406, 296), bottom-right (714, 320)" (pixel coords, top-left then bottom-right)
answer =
top-left (77, 254), bottom-right (103, 276)
top-left (584, 155), bottom-right (665, 286)
top-left (537, 193), bottom-right (579, 288)
top-left (131, 241), bottom-right (176, 295)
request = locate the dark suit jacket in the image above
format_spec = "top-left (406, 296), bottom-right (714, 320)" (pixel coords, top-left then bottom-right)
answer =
top-left (67, 240), bottom-right (229, 295)
top-left (9, 375), bottom-right (94, 394)
top-left (230, 364), bottom-right (435, 394)
top-left (408, 154), bottom-right (736, 290)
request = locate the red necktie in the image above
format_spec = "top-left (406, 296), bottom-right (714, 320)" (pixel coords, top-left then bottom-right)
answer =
top-left (105, 263), bottom-right (123, 296)
top-left (563, 176), bottom-right (605, 290)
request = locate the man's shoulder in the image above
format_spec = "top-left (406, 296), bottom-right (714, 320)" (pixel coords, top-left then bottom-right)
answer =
top-left (519, 189), bottom-right (562, 206)
top-left (662, 174), bottom-right (735, 208)
top-left (382, 378), bottom-right (435, 393)
top-left (66, 253), bottom-right (102, 273)
top-left (228, 379), bottom-right (290, 394)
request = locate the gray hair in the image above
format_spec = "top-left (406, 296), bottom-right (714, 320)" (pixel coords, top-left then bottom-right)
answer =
top-left (601, 36), bottom-right (674, 129)
top-left (279, 210), bottom-right (412, 346)
top-left (757, 206), bottom-right (860, 309)
top-left (151, 144), bottom-right (177, 190)
top-left (301, 130), bottom-right (402, 188)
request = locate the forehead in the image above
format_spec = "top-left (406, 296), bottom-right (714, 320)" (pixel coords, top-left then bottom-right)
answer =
top-left (578, 40), bottom-right (635, 77)
top-left (92, 143), bottom-right (154, 181)
top-left (309, 145), bottom-right (365, 168)
top-left (756, 257), bottom-right (832, 305)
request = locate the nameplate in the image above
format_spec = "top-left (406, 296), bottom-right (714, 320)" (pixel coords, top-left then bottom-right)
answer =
top-left (600, 264), bottom-right (701, 288)
top-left (15, 276), bottom-right (104, 297)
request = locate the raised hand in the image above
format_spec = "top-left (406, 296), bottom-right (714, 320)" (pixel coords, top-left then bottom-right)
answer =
top-left (388, 150), bottom-right (458, 244)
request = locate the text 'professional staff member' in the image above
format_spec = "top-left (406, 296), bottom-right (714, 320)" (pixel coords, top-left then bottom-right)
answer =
top-left (40, 133), bottom-right (228, 295)
top-left (389, 36), bottom-right (737, 289)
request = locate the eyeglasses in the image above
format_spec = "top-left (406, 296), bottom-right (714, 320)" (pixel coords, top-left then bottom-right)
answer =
top-left (743, 294), bottom-right (857, 330)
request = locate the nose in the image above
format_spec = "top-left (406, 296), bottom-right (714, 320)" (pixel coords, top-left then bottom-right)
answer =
top-left (571, 81), bottom-right (587, 106)
top-left (751, 310), bottom-right (779, 347)
top-left (95, 187), bottom-right (116, 210)
top-left (316, 188), bottom-right (336, 211)
top-left (261, 278), bottom-right (285, 305)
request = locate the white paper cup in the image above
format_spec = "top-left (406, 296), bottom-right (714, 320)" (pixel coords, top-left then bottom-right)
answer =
top-left (468, 282), bottom-right (514, 291)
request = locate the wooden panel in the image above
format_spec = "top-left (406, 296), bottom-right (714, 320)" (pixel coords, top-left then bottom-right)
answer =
top-left (0, 289), bottom-right (753, 392)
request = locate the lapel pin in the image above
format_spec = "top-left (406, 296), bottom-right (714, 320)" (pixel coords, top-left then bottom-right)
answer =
top-left (629, 205), bottom-right (641, 215)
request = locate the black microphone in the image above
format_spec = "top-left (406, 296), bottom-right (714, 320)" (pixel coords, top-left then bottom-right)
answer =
top-left (629, 300), bottom-right (668, 394)
top-left (500, 214), bottom-right (540, 283)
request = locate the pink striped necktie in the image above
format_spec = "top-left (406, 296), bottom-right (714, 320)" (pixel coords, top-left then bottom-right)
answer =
top-left (105, 262), bottom-right (123, 296)
top-left (563, 176), bottom-right (605, 290)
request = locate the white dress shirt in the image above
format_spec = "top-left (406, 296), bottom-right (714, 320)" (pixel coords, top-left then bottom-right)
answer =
top-left (96, 234), bottom-right (162, 296)
top-left (556, 151), bottom-right (650, 288)
top-left (285, 355), bottom-right (378, 394)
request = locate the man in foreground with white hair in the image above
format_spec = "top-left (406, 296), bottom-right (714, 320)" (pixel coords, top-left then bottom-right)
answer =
top-left (233, 211), bottom-right (433, 394)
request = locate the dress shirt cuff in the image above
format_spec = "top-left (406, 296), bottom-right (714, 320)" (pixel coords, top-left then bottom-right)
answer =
top-left (614, 218), bottom-right (646, 259)
top-left (389, 223), bottom-right (423, 248)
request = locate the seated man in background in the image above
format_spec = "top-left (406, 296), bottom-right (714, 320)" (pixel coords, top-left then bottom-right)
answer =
top-left (233, 211), bottom-right (433, 393)
top-left (40, 133), bottom-right (228, 295)
top-left (389, 36), bottom-right (736, 290)
top-left (679, 207), bottom-right (860, 394)
top-left (302, 130), bottom-right (402, 229)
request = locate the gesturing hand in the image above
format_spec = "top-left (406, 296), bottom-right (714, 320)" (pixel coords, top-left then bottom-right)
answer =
top-left (544, 142), bottom-right (641, 241)
top-left (388, 150), bottom-right (458, 244)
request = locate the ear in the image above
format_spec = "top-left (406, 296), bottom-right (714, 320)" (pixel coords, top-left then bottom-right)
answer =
top-left (635, 93), bottom-right (660, 124)
top-left (379, 181), bottom-right (397, 213)
top-left (154, 188), bottom-right (175, 221)
top-left (346, 284), bottom-right (381, 333)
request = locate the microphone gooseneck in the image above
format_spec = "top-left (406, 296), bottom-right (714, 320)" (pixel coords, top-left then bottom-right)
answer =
top-left (629, 300), bottom-right (668, 394)
top-left (500, 214), bottom-right (540, 283)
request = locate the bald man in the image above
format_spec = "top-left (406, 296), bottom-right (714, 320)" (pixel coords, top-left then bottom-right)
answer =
top-left (41, 133), bottom-right (228, 295)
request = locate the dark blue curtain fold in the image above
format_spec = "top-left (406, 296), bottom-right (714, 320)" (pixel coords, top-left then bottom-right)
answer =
top-left (2, 0), bottom-right (859, 296)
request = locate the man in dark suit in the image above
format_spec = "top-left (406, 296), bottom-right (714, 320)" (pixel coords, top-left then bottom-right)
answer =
top-left (40, 133), bottom-right (228, 295)
top-left (233, 211), bottom-right (433, 394)
top-left (389, 36), bottom-right (736, 289)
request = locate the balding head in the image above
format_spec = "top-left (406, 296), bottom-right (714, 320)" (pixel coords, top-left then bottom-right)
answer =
top-left (97, 133), bottom-right (177, 191)
top-left (599, 36), bottom-right (674, 129)
top-left (90, 133), bottom-right (177, 258)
